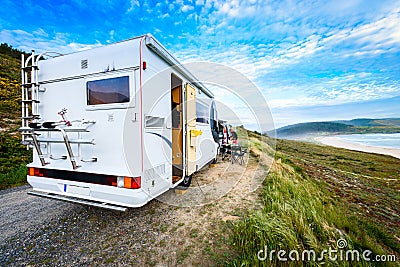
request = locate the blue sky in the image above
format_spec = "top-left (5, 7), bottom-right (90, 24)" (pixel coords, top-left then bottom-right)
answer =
top-left (1, 0), bottom-right (400, 128)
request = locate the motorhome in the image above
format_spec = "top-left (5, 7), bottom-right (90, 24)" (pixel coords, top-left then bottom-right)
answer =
top-left (20, 34), bottom-right (219, 211)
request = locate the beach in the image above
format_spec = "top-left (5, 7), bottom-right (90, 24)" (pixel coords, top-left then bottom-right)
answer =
top-left (316, 136), bottom-right (400, 159)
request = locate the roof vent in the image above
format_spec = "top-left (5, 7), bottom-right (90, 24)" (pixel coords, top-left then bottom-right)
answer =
top-left (81, 59), bottom-right (88, 69)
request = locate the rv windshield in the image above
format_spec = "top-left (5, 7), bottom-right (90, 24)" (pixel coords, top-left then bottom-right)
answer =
top-left (87, 76), bottom-right (130, 105)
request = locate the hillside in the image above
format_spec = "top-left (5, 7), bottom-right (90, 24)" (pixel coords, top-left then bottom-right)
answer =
top-left (230, 128), bottom-right (399, 265)
top-left (0, 43), bottom-right (29, 129)
top-left (275, 121), bottom-right (353, 137)
top-left (0, 47), bottom-right (31, 189)
top-left (275, 119), bottom-right (400, 138)
top-left (0, 53), bottom-right (22, 129)
top-left (337, 118), bottom-right (400, 127)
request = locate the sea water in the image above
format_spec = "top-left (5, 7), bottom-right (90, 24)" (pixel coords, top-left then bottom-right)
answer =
top-left (336, 133), bottom-right (400, 149)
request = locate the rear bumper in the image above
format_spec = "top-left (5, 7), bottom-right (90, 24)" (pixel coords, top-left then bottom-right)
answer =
top-left (28, 191), bottom-right (127, 211)
top-left (27, 176), bottom-right (149, 209)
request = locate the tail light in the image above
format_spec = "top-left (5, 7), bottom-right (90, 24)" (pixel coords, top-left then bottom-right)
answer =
top-left (28, 167), bottom-right (46, 177)
top-left (28, 168), bottom-right (138, 188)
top-left (106, 176), bottom-right (117, 186)
top-left (117, 176), bottom-right (141, 189)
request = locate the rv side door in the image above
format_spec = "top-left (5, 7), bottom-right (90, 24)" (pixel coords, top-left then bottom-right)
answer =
top-left (184, 83), bottom-right (197, 176)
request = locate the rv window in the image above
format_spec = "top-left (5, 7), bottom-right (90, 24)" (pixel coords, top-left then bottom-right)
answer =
top-left (145, 116), bottom-right (165, 128)
top-left (87, 76), bottom-right (130, 105)
top-left (196, 102), bottom-right (209, 124)
top-left (210, 101), bottom-right (217, 122)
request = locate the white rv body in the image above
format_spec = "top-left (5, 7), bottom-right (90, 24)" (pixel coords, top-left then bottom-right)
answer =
top-left (21, 34), bottom-right (219, 210)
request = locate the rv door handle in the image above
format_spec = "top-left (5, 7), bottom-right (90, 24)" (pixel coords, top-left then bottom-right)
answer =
top-left (131, 113), bottom-right (137, 122)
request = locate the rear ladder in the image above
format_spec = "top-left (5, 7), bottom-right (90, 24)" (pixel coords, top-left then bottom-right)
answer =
top-left (19, 51), bottom-right (96, 169)
top-left (20, 51), bottom-right (42, 144)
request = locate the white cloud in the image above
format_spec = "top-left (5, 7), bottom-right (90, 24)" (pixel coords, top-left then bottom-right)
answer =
top-left (173, 1), bottom-right (400, 114)
top-left (265, 77), bottom-right (400, 109)
top-left (181, 5), bottom-right (194, 12)
top-left (3, 0), bottom-right (399, 122)
top-left (126, 0), bottom-right (140, 13)
top-left (32, 28), bottom-right (48, 37)
top-left (322, 12), bottom-right (400, 56)
top-left (0, 29), bottom-right (102, 54)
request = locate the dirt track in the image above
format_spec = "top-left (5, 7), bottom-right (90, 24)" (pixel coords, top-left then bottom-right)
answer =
top-left (0, 185), bottom-right (75, 244)
top-left (0, 155), bottom-right (269, 266)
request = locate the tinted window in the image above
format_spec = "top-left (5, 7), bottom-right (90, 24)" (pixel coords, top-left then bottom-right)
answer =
top-left (210, 102), bottom-right (218, 129)
top-left (145, 116), bottom-right (165, 128)
top-left (196, 102), bottom-right (209, 124)
top-left (87, 76), bottom-right (129, 105)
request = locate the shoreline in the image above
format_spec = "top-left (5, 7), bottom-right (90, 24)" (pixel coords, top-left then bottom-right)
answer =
top-left (315, 136), bottom-right (400, 159)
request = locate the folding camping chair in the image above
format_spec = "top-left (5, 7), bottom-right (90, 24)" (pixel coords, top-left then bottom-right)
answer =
top-left (220, 144), bottom-right (231, 160)
top-left (230, 145), bottom-right (247, 165)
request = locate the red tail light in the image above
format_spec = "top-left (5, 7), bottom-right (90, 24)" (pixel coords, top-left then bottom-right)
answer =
top-left (106, 176), bottom-right (118, 186)
top-left (29, 167), bottom-right (45, 177)
top-left (27, 168), bottom-right (137, 188)
top-left (124, 176), bottom-right (141, 189)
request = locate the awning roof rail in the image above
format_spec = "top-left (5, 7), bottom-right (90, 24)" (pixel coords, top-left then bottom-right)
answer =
top-left (144, 34), bottom-right (214, 98)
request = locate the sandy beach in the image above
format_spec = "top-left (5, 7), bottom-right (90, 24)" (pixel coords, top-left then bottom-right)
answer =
top-left (315, 136), bottom-right (400, 159)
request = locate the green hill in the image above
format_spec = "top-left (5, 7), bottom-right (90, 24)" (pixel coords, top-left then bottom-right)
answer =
top-left (337, 118), bottom-right (400, 127)
top-left (0, 46), bottom-right (31, 189)
top-left (275, 121), bottom-right (353, 137)
top-left (0, 45), bottom-right (24, 125)
top-left (275, 119), bottom-right (400, 138)
top-left (230, 128), bottom-right (399, 265)
top-left (0, 43), bottom-right (29, 60)
top-left (0, 46), bottom-right (23, 130)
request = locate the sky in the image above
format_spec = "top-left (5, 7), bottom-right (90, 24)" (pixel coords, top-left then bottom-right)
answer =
top-left (1, 0), bottom-right (400, 129)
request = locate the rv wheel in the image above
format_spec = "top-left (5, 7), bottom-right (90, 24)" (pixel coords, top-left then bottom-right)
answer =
top-left (178, 175), bottom-right (192, 188)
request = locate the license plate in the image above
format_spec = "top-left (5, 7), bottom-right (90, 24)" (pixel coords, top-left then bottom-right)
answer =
top-left (67, 185), bottom-right (90, 196)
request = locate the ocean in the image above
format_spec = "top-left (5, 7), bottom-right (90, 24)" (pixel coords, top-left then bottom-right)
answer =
top-left (336, 133), bottom-right (400, 149)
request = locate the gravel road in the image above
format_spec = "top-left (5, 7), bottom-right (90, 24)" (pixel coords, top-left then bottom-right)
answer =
top-left (0, 183), bottom-right (186, 266)
top-left (0, 154), bottom-right (267, 266)
top-left (0, 185), bottom-right (180, 266)
top-left (0, 185), bottom-right (76, 244)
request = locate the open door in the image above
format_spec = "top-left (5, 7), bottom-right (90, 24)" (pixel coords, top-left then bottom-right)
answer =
top-left (171, 74), bottom-right (183, 183)
top-left (185, 83), bottom-right (197, 176)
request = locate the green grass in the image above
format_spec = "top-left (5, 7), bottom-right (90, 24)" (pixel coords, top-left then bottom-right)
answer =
top-left (277, 139), bottom-right (399, 179)
top-left (230, 158), bottom-right (342, 265)
top-left (0, 51), bottom-right (31, 190)
top-left (0, 164), bottom-right (28, 190)
top-left (0, 132), bottom-right (31, 190)
top-left (228, 138), bottom-right (399, 266)
top-left (1, 54), bottom-right (22, 127)
top-left (236, 126), bottom-right (276, 157)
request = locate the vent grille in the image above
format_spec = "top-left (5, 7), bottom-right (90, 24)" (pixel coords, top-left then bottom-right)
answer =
top-left (81, 59), bottom-right (88, 69)
top-left (145, 164), bottom-right (166, 180)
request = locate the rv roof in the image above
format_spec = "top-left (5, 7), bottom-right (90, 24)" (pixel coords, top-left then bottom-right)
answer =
top-left (37, 34), bottom-right (214, 98)
top-left (144, 34), bottom-right (214, 98)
